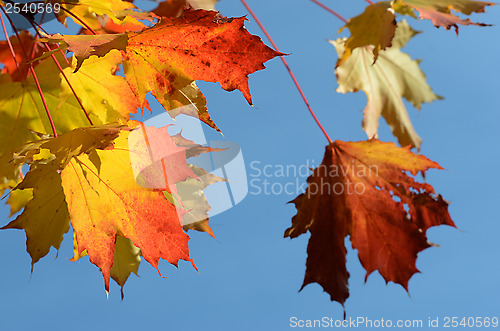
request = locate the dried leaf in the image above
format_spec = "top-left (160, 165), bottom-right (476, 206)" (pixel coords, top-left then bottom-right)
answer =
top-left (285, 139), bottom-right (455, 305)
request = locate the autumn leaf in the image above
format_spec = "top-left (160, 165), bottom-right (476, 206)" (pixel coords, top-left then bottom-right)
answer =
top-left (0, 50), bottom-right (136, 191)
top-left (48, 31), bottom-right (220, 129)
top-left (47, 9), bottom-right (283, 106)
top-left (60, 124), bottom-right (196, 292)
top-left (285, 139), bottom-right (455, 306)
top-left (2, 124), bottom-right (125, 267)
top-left (0, 79), bottom-right (44, 186)
top-left (332, 20), bottom-right (441, 149)
top-left (2, 161), bottom-right (70, 267)
top-left (392, 0), bottom-right (495, 33)
top-left (124, 9), bottom-right (282, 106)
top-left (337, 2), bottom-right (396, 66)
top-left (44, 9), bottom-right (280, 128)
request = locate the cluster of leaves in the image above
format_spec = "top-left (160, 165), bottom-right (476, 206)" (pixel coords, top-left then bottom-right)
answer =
top-left (285, 0), bottom-right (494, 307)
top-left (0, 0), bottom-right (281, 296)
top-left (0, 0), bottom-right (494, 307)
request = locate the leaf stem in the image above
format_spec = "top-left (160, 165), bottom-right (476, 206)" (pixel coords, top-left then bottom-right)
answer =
top-left (239, 0), bottom-right (333, 144)
top-left (365, 0), bottom-right (375, 4)
top-left (29, 21), bottom-right (94, 125)
top-left (310, 0), bottom-right (348, 24)
top-left (0, 7), bottom-right (58, 137)
top-left (29, 19), bottom-right (72, 66)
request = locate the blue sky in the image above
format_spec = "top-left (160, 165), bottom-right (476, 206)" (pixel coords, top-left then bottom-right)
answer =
top-left (0, 1), bottom-right (499, 330)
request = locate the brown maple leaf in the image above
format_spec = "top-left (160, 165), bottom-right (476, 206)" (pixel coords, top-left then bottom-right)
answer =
top-left (285, 139), bottom-right (455, 306)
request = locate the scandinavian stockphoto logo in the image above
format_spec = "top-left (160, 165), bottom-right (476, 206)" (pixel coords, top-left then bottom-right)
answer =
top-left (128, 106), bottom-right (248, 226)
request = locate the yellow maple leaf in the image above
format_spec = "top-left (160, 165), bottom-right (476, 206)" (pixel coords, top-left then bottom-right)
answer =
top-left (337, 2), bottom-right (396, 66)
top-left (332, 20), bottom-right (441, 149)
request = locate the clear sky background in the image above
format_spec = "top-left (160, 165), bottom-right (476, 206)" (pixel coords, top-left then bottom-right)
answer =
top-left (0, 1), bottom-right (499, 330)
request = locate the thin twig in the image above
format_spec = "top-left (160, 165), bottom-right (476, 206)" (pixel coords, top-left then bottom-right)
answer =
top-left (310, 0), bottom-right (348, 24)
top-left (29, 18), bottom-right (72, 66)
top-left (0, 7), bottom-right (58, 137)
top-left (240, 0), bottom-right (333, 144)
top-left (29, 21), bottom-right (94, 125)
top-left (48, 49), bottom-right (94, 125)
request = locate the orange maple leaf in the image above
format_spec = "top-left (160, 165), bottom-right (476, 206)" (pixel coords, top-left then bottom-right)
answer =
top-left (285, 140), bottom-right (455, 306)
top-left (0, 31), bottom-right (47, 81)
top-left (62, 126), bottom-right (196, 292)
top-left (123, 9), bottom-right (283, 106)
top-left (46, 9), bottom-right (283, 105)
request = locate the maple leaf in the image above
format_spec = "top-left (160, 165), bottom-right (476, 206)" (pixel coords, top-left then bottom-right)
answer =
top-left (0, 50), bottom-right (136, 183)
top-left (392, 0), bottom-right (495, 33)
top-left (123, 9), bottom-right (283, 106)
top-left (2, 161), bottom-right (70, 267)
top-left (108, 236), bottom-right (141, 294)
top-left (285, 139), bottom-right (455, 306)
top-left (62, 126), bottom-right (195, 291)
top-left (47, 9), bottom-right (283, 106)
top-left (7, 122), bottom-right (197, 291)
top-left (6, 122), bottom-right (203, 293)
top-left (2, 124), bottom-right (125, 267)
top-left (48, 30), bottom-right (219, 130)
top-left (332, 20), bottom-right (441, 149)
top-left (45, 8), bottom-right (280, 129)
top-left (337, 2), bottom-right (396, 67)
